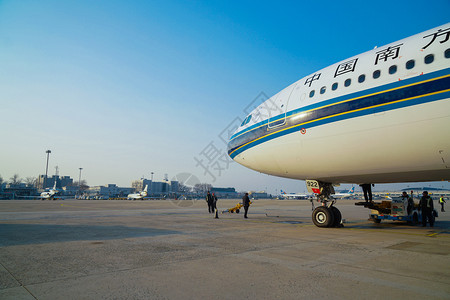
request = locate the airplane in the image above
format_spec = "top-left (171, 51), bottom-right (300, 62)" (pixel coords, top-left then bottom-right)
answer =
top-left (228, 23), bottom-right (450, 227)
top-left (280, 190), bottom-right (311, 199)
top-left (40, 181), bottom-right (59, 200)
top-left (332, 186), bottom-right (355, 199)
top-left (127, 185), bottom-right (148, 200)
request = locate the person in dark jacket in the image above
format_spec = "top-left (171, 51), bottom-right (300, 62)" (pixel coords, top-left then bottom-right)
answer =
top-left (419, 191), bottom-right (434, 227)
top-left (242, 193), bottom-right (250, 219)
top-left (206, 191), bottom-right (214, 213)
top-left (401, 191), bottom-right (415, 215)
top-left (212, 193), bottom-right (218, 211)
top-left (359, 183), bottom-right (373, 202)
top-left (212, 193), bottom-right (219, 219)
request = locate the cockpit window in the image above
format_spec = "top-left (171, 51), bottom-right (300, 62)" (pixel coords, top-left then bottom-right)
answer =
top-left (240, 114), bottom-right (252, 127)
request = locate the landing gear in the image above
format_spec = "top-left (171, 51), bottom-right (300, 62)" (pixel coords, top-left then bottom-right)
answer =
top-left (307, 180), bottom-right (343, 228)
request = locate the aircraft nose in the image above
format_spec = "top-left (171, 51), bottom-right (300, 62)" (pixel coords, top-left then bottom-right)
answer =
top-left (227, 139), bottom-right (235, 160)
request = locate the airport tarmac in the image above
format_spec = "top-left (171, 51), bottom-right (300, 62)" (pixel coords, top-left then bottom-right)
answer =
top-left (0, 199), bottom-right (449, 300)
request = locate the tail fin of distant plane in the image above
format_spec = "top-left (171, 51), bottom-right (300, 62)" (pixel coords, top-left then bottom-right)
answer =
top-left (143, 185), bottom-right (148, 192)
top-left (280, 190), bottom-right (286, 194)
top-left (348, 187), bottom-right (355, 194)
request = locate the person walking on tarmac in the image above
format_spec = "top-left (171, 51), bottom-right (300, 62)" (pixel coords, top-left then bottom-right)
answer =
top-left (212, 193), bottom-right (218, 216)
top-left (439, 195), bottom-right (446, 212)
top-left (206, 191), bottom-right (214, 213)
top-left (401, 191), bottom-right (415, 215)
top-left (419, 191), bottom-right (434, 227)
top-left (243, 193), bottom-right (250, 219)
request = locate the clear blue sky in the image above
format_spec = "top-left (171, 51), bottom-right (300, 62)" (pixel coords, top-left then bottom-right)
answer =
top-left (1, 0), bottom-right (449, 193)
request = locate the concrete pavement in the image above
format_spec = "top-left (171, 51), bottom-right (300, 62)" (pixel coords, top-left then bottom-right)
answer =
top-left (1, 199), bottom-right (449, 299)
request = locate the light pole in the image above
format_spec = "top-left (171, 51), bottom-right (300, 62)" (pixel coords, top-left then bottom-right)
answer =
top-left (44, 150), bottom-right (51, 189)
top-left (78, 168), bottom-right (83, 192)
top-left (151, 172), bottom-right (154, 181)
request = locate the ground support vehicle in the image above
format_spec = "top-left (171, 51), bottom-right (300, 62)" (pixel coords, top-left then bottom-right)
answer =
top-left (355, 198), bottom-right (438, 225)
top-left (222, 201), bottom-right (252, 214)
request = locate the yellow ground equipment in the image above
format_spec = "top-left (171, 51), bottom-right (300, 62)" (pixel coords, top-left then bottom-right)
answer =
top-left (222, 201), bottom-right (251, 214)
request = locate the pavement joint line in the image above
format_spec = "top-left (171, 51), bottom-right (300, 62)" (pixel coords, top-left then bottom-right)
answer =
top-left (310, 259), bottom-right (449, 297)
top-left (345, 226), bottom-right (450, 237)
top-left (17, 236), bottom-right (336, 285)
top-left (4, 241), bottom-right (312, 288)
top-left (0, 261), bottom-right (38, 299)
top-left (250, 250), bottom-right (450, 287)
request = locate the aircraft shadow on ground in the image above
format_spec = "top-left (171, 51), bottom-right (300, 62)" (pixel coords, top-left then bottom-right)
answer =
top-left (263, 214), bottom-right (450, 231)
top-left (0, 224), bottom-right (181, 247)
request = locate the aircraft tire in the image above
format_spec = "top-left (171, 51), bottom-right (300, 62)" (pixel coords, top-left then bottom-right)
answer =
top-left (412, 212), bottom-right (419, 225)
top-left (373, 218), bottom-right (381, 224)
top-left (312, 207), bottom-right (334, 227)
top-left (330, 207), bottom-right (342, 227)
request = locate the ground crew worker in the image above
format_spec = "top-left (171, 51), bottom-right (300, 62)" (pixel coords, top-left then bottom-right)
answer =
top-left (212, 193), bottom-right (219, 218)
top-left (439, 195), bottom-right (446, 212)
top-left (243, 193), bottom-right (250, 219)
top-left (401, 191), bottom-right (414, 215)
top-left (359, 184), bottom-right (373, 203)
top-left (212, 193), bottom-right (218, 210)
top-left (419, 191), bottom-right (434, 227)
top-left (206, 191), bottom-right (214, 213)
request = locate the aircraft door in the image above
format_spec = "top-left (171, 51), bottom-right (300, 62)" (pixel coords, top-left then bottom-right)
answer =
top-left (267, 84), bottom-right (295, 129)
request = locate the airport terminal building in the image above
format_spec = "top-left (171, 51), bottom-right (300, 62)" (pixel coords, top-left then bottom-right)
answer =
top-left (88, 184), bottom-right (134, 198)
top-left (36, 175), bottom-right (74, 189)
top-left (132, 179), bottom-right (179, 196)
top-left (210, 187), bottom-right (238, 198)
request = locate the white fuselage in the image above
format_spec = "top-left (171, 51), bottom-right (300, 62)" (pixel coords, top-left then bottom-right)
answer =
top-left (228, 24), bottom-right (450, 184)
top-left (127, 185), bottom-right (148, 200)
top-left (40, 189), bottom-right (57, 199)
top-left (127, 192), bottom-right (147, 200)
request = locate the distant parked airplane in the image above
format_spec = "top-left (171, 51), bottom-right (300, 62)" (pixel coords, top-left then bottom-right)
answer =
top-left (40, 181), bottom-right (59, 200)
top-left (127, 185), bottom-right (148, 200)
top-left (332, 186), bottom-right (355, 199)
top-left (280, 190), bottom-right (310, 199)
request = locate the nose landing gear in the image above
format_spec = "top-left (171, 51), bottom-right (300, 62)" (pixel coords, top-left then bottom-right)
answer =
top-left (307, 180), bottom-right (343, 228)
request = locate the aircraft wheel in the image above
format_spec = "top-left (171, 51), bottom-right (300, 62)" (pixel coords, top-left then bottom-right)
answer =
top-left (236, 209), bottom-right (240, 214)
top-left (373, 218), bottom-right (381, 224)
top-left (312, 207), bottom-right (334, 227)
top-left (330, 207), bottom-right (342, 227)
top-left (412, 212), bottom-right (419, 225)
